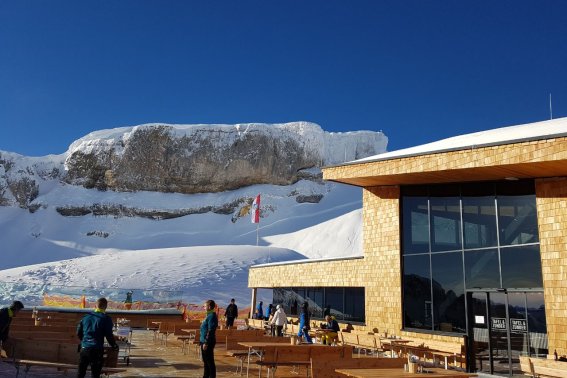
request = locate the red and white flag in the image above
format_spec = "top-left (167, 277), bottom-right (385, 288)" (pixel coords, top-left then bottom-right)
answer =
top-left (251, 194), bottom-right (261, 224)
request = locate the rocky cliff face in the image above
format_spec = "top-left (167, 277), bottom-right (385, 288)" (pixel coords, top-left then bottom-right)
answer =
top-left (0, 122), bottom-right (387, 208)
top-left (63, 122), bottom-right (387, 194)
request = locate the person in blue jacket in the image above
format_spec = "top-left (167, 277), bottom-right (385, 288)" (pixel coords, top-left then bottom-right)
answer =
top-left (297, 302), bottom-right (312, 343)
top-left (265, 303), bottom-right (273, 320)
top-left (200, 299), bottom-right (218, 378)
top-left (76, 297), bottom-right (118, 378)
top-left (255, 301), bottom-right (263, 319)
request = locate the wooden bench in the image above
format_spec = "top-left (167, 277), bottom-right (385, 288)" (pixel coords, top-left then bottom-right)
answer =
top-left (340, 332), bottom-right (359, 348)
top-left (225, 334), bottom-right (291, 374)
top-left (173, 321), bottom-right (201, 335)
top-left (255, 344), bottom-right (355, 378)
top-left (396, 337), bottom-right (465, 369)
top-left (156, 321), bottom-right (196, 345)
top-left (310, 356), bottom-right (406, 378)
top-left (7, 359), bottom-right (126, 378)
top-left (5, 339), bottom-right (124, 377)
top-left (10, 330), bottom-right (79, 342)
top-left (284, 323), bottom-right (298, 337)
top-left (356, 334), bottom-right (383, 357)
top-left (520, 356), bottom-right (567, 377)
top-left (256, 346), bottom-right (312, 378)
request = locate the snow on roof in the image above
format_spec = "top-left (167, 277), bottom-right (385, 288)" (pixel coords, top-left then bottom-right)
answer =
top-left (350, 117), bottom-right (567, 165)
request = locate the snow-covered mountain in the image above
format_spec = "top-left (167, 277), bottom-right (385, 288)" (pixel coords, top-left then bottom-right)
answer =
top-left (0, 122), bottom-right (387, 306)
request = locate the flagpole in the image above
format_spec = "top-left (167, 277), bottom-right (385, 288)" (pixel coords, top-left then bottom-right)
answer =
top-left (256, 223), bottom-right (259, 246)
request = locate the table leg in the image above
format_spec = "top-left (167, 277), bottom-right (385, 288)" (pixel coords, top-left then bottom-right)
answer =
top-left (246, 347), bottom-right (251, 378)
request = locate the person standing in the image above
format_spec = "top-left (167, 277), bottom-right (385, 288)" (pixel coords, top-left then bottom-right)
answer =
top-left (270, 305), bottom-right (287, 337)
top-left (265, 303), bottom-right (273, 321)
top-left (200, 299), bottom-right (218, 378)
top-left (323, 304), bottom-right (331, 318)
top-left (224, 298), bottom-right (238, 328)
top-left (77, 297), bottom-right (119, 378)
top-left (0, 300), bottom-right (24, 351)
top-left (297, 302), bottom-right (313, 343)
top-left (124, 291), bottom-right (133, 310)
top-left (254, 301), bottom-right (263, 320)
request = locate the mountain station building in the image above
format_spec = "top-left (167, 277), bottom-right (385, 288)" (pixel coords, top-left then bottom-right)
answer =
top-left (248, 118), bottom-right (567, 376)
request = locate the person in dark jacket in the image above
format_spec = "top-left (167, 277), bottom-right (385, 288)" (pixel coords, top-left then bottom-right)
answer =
top-left (0, 300), bottom-right (24, 347)
top-left (224, 298), bottom-right (238, 328)
top-left (321, 315), bottom-right (340, 345)
top-left (76, 297), bottom-right (118, 378)
top-left (200, 299), bottom-right (218, 378)
top-left (297, 302), bottom-right (312, 343)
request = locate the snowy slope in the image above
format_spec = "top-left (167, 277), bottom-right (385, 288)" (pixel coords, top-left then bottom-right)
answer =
top-left (0, 122), bottom-right (378, 307)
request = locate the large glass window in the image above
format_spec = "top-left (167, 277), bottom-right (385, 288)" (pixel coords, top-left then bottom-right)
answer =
top-left (401, 180), bottom-right (542, 334)
top-left (272, 287), bottom-right (365, 323)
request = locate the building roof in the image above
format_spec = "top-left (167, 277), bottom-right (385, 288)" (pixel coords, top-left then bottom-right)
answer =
top-left (351, 117), bottom-right (567, 165)
top-left (323, 117), bottom-right (567, 187)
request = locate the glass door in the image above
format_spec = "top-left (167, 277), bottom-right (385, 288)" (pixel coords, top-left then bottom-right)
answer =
top-left (468, 291), bottom-right (548, 376)
top-left (488, 292), bottom-right (511, 376)
top-left (469, 292), bottom-right (491, 374)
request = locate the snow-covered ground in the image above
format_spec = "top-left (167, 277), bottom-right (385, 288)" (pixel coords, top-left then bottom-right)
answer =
top-left (0, 181), bottom-right (363, 307)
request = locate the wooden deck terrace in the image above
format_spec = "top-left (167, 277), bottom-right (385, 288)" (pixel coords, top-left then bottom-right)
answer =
top-left (0, 328), bottom-right (324, 377)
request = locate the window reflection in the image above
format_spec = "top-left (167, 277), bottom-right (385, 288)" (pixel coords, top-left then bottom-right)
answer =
top-left (430, 197), bottom-right (462, 252)
top-left (402, 196), bottom-right (429, 254)
top-left (271, 287), bottom-right (365, 323)
top-left (345, 288), bottom-right (365, 322)
top-left (431, 252), bottom-right (466, 333)
top-left (463, 196), bottom-right (497, 249)
top-left (501, 245), bottom-right (543, 288)
top-left (498, 195), bottom-right (539, 246)
top-left (401, 180), bottom-right (542, 334)
top-left (403, 254), bottom-right (432, 330)
top-left (464, 249), bottom-right (500, 288)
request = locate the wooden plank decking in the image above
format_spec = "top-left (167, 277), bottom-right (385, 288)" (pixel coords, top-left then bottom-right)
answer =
top-left (0, 328), bottom-right (314, 377)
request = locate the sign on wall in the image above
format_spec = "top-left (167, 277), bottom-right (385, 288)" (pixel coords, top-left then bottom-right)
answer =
top-left (491, 317), bottom-right (507, 331)
top-left (510, 318), bottom-right (527, 333)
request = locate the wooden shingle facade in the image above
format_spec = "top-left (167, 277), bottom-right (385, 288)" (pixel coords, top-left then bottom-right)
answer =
top-left (248, 118), bottom-right (567, 374)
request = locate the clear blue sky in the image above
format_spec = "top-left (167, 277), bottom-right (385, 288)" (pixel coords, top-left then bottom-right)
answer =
top-left (1, 1), bottom-right (566, 156)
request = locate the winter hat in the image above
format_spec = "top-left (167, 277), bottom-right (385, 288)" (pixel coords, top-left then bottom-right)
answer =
top-left (276, 304), bottom-right (281, 310)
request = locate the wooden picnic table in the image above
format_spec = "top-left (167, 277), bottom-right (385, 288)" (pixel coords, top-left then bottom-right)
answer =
top-left (180, 328), bottom-right (198, 334)
top-left (380, 339), bottom-right (411, 357)
top-left (238, 341), bottom-right (325, 378)
top-left (335, 367), bottom-right (477, 378)
top-left (312, 327), bottom-right (341, 345)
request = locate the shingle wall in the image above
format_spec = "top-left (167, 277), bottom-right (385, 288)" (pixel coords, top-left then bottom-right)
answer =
top-left (536, 177), bottom-right (567, 356)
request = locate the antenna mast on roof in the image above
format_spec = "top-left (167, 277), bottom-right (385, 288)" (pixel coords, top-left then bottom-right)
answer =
top-left (549, 93), bottom-right (553, 120)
